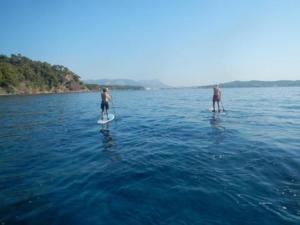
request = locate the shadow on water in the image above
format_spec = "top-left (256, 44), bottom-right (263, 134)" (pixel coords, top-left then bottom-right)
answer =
top-left (209, 113), bottom-right (226, 144)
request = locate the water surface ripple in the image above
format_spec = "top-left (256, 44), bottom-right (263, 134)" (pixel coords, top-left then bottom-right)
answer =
top-left (0, 88), bottom-right (300, 225)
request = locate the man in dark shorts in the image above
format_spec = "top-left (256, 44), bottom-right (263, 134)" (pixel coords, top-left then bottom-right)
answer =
top-left (212, 84), bottom-right (221, 112)
top-left (101, 87), bottom-right (111, 120)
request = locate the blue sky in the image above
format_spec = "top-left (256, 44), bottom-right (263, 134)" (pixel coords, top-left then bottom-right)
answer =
top-left (0, 0), bottom-right (300, 86)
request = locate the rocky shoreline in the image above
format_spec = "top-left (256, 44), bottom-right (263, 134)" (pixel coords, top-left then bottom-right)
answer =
top-left (0, 86), bottom-right (89, 96)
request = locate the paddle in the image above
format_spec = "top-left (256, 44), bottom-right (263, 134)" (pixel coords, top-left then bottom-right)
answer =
top-left (110, 94), bottom-right (117, 118)
top-left (221, 100), bottom-right (225, 112)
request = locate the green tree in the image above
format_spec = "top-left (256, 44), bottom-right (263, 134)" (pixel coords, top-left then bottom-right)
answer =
top-left (0, 62), bottom-right (19, 86)
top-left (0, 53), bottom-right (86, 93)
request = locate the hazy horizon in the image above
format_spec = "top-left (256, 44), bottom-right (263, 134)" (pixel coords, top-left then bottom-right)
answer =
top-left (82, 77), bottom-right (300, 88)
top-left (1, 0), bottom-right (300, 86)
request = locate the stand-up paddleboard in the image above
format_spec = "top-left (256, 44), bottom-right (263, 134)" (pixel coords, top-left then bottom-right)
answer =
top-left (208, 107), bottom-right (226, 114)
top-left (97, 114), bottom-right (115, 124)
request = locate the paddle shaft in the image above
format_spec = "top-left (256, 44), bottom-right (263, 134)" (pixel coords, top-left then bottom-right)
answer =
top-left (110, 95), bottom-right (117, 117)
top-left (221, 100), bottom-right (225, 111)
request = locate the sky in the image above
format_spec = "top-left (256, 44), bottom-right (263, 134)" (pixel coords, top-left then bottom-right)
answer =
top-left (0, 0), bottom-right (300, 86)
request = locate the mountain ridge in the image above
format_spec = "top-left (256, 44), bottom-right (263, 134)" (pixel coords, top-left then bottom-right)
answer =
top-left (197, 80), bottom-right (300, 88)
top-left (84, 79), bottom-right (170, 89)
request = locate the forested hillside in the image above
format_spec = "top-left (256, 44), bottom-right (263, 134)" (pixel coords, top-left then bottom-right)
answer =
top-left (0, 54), bottom-right (87, 94)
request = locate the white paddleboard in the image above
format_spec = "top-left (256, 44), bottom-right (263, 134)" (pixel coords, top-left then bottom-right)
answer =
top-left (208, 108), bottom-right (226, 114)
top-left (97, 114), bottom-right (115, 124)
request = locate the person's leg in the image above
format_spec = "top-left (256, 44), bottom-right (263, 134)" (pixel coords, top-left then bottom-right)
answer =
top-left (217, 101), bottom-right (220, 112)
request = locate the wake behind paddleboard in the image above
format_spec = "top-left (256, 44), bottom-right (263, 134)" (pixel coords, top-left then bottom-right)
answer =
top-left (97, 114), bottom-right (115, 124)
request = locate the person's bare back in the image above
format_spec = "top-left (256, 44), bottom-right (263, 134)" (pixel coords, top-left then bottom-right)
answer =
top-left (101, 92), bottom-right (110, 103)
top-left (213, 86), bottom-right (221, 97)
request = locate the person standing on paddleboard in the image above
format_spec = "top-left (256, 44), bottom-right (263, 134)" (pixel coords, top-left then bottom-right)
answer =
top-left (212, 84), bottom-right (222, 112)
top-left (101, 87), bottom-right (111, 120)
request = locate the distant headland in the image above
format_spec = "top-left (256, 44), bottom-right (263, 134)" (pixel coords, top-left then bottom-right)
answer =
top-left (197, 80), bottom-right (300, 88)
top-left (0, 54), bottom-right (89, 95)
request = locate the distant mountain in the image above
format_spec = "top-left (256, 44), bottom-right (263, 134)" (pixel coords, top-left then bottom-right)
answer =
top-left (85, 79), bottom-right (140, 86)
top-left (86, 83), bottom-right (144, 91)
top-left (198, 80), bottom-right (300, 88)
top-left (84, 79), bottom-right (170, 89)
top-left (138, 79), bottom-right (170, 89)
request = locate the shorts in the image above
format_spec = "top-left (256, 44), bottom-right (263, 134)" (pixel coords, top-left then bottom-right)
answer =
top-left (101, 101), bottom-right (109, 111)
top-left (213, 95), bottom-right (220, 102)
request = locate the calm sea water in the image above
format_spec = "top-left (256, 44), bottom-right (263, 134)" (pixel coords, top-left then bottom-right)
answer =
top-left (0, 88), bottom-right (300, 225)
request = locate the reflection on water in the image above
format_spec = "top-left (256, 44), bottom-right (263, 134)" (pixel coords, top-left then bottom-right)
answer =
top-left (209, 113), bottom-right (226, 144)
top-left (99, 125), bottom-right (121, 163)
top-left (100, 124), bottom-right (115, 151)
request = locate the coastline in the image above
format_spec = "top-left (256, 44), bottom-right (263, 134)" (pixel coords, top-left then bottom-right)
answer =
top-left (0, 89), bottom-right (91, 97)
top-left (0, 88), bottom-right (148, 97)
